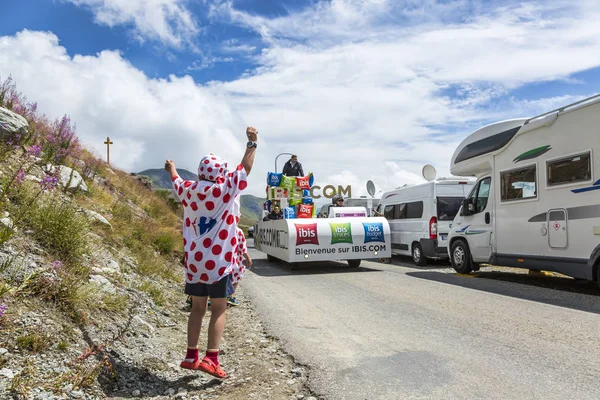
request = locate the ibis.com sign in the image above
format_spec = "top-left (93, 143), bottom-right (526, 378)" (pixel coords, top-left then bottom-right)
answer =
top-left (267, 185), bottom-right (352, 200)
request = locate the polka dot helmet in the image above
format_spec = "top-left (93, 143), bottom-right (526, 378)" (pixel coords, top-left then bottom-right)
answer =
top-left (198, 153), bottom-right (228, 182)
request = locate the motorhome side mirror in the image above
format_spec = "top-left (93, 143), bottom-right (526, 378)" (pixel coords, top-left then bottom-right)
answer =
top-left (462, 198), bottom-right (474, 215)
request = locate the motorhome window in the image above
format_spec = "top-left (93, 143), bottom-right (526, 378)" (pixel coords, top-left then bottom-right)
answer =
top-left (547, 152), bottom-right (591, 186)
top-left (454, 126), bottom-right (520, 163)
top-left (406, 201), bottom-right (424, 219)
top-left (437, 197), bottom-right (463, 220)
top-left (501, 165), bottom-right (537, 201)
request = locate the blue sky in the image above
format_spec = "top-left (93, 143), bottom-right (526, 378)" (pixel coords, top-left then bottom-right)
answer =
top-left (1, 0), bottom-right (600, 199)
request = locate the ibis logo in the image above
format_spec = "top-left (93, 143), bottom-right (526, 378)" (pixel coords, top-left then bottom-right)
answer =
top-left (295, 223), bottom-right (319, 246)
top-left (330, 222), bottom-right (353, 244)
top-left (362, 222), bottom-right (384, 243)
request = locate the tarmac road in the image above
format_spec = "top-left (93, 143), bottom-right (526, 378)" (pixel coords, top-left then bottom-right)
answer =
top-left (242, 239), bottom-right (600, 400)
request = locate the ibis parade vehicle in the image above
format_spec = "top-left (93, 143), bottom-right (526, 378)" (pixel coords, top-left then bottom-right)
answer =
top-left (447, 93), bottom-right (600, 287)
top-left (378, 166), bottom-right (474, 266)
top-left (254, 180), bottom-right (391, 267)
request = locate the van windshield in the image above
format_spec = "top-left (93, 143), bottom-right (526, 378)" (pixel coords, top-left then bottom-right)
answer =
top-left (437, 197), bottom-right (464, 221)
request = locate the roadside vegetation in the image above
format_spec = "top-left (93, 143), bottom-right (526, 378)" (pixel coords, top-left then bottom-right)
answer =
top-left (0, 75), bottom-right (186, 396)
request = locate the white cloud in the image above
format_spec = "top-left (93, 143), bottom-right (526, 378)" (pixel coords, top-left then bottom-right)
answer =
top-left (222, 44), bottom-right (256, 53)
top-left (0, 30), bottom-right (248, 180)
top-left (2, 0), bottom-right (600, 201)
top-left (185, 56), bottom-right (234, 71)
top-left (64, 0), bottom-right (200, 49)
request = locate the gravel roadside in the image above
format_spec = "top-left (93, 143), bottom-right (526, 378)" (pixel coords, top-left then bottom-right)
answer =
top-left (0, 283), bottom-right (322, 400)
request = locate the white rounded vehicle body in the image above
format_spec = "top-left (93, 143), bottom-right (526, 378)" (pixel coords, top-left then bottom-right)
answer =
top-left (253, 207), bottom-right (391, 265)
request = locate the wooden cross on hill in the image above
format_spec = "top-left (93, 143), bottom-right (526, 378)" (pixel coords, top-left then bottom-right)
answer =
top-left (104, 136), bottom-right (113, 166)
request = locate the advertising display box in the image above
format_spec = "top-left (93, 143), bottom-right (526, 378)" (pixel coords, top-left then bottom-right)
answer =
top-left (254, 217), bottom-right (391, 265)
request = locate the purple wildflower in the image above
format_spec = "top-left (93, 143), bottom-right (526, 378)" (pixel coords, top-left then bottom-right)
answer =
top-left (49, 260), bottom-right (63, 271)
top-left (39, 174), bottom-right (59, 191)
top-left (15, 169), bottom-right (25, 185)
top-left (46, 134), bottom-right (58, 144)
top-left (27, 144), bottom-right (42, 157)
top-left (0, 304), bottom-right (7, 318)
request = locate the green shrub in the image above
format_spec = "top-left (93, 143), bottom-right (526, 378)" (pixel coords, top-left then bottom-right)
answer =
top-left (16, 330), bottom-right (53, 352)
top-left (24, 200), bottom-right (89, 265)
top-left (0, 225), bottom-right (13, 247)
top-left (153, 232), bottom-right (176, 255)
top-left (131, 222), bottom-right (149, 242)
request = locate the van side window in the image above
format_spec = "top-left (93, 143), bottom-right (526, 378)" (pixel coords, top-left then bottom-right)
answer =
top-left (501, 165), bottom-right (536, 201)
top-left (383, 202), bottom-right (422, 219)
top-left (406, 201), bottom-right (423, 218)
top-left (384, 205), bottom-right (396, 219)
top-left (467, 177), bottom-right (491, 213)
top-left (397, 203), bottom-right (407, 219)
top-left (547, 152), bottom-right (591, 186)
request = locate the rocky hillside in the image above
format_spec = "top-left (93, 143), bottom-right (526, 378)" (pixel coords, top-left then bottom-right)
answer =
top-left (0, 76), bottom-right (318, 400)
top-left (138, 168), bottom-right (264, 227)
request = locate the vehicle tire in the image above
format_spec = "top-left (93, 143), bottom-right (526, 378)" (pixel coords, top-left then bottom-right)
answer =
top-left (451, 240), bottom-right (472, 274)
top-left (266, 254), bottom-right (277, 263)
top-left (595, 262), bottom-right (600, 290)
top-left (348, 259), bottom-right (361, 268)
top-left (412, 243), bottom-right (428, 266)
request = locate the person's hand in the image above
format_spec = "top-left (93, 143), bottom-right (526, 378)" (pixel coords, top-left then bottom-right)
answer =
top-left (164, 159), bottom-right (175, 171)
top-left (246, 126), bottom-right (258, 142)
top-left (247, 257), bottom-right (253, 268)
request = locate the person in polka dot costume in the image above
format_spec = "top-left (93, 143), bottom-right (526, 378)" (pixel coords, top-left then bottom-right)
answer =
top-left (165, 126), bottom-right (258, 379)
top-left (227, 226), bottom-right (252, 306)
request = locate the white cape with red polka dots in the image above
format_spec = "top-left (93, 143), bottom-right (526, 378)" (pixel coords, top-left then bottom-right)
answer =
top-left (172, 164), bottom-right (248, 284)
top-left (231, 227), bottom-right (248, 284)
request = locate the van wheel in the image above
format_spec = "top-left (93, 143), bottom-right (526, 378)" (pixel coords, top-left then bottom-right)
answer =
top-left (348, 259), bottom-right (361, 268)
top-left (267, 254), bottom-right (277, 263)
top-left (412, 243), bottom-right (427, 266)
top-left (451, 240), bottom-right (472, 274)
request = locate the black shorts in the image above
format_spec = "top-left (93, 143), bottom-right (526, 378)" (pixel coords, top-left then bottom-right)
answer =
top-left (184, 274), bottom-right (234, 298)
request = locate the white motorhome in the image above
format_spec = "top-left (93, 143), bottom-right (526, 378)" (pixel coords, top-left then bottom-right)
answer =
top-left (447, 94), bottom-right (600, 286)
top-left (378, 178), bottom-right (474, 265)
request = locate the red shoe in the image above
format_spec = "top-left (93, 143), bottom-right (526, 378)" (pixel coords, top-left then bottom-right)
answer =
top-left (180, 357), bottom-right (202, 370)
top-left (196, 356), bottom-right (227, 379)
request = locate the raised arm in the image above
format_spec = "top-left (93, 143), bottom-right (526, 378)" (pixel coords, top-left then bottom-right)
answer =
top-left (165, 159), bottom-right (178, 180)
top-left (241, 126), bottom-right (258, 175)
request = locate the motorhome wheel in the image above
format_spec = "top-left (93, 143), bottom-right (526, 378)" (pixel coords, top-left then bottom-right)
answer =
top-left (347, 259), bottom-right (361, 268)
top-left (451, 240), bottom-right (472, 274)
top-left (412, 243), bottom-right (427, 266)
top-left (266, 254), bottom-right (278, 263)
top-left (595, 261), bottom-right (600, 290)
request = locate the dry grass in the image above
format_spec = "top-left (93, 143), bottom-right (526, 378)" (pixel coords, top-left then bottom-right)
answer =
top-left (137, 280), bottom-right (166, 306)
